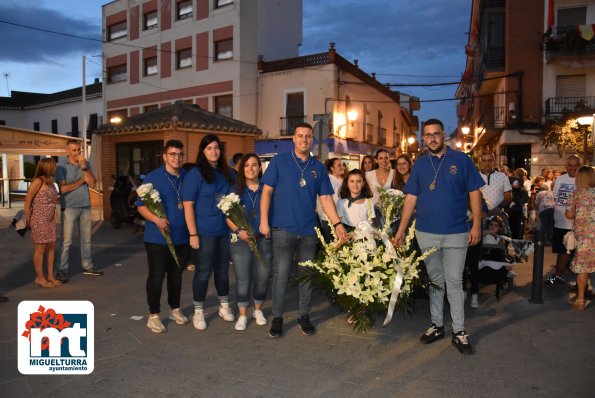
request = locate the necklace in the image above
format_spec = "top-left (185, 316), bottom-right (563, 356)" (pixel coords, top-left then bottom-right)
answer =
top-left (291, 151), bottom-right (312, 188)
top-left (164, 170), bottom-right (183, 210)
top-left (428, 148), bottom-right (448, 191)
top-left (246, 187), bottom-right (259, 218)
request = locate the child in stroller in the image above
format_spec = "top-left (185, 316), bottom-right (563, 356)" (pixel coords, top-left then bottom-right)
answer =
top-left (479, 215), bottom-right (534, 299)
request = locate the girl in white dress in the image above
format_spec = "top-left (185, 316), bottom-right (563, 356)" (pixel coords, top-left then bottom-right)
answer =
top-left (336, 169), bottom-right (375, 231)
top-left (365, 149), bottom-right (394, 203)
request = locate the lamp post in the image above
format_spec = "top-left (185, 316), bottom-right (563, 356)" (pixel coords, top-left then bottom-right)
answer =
top-left (407, 135), bottom-right (416, 154)
top-left (577, 115), bottom-right (594, 164)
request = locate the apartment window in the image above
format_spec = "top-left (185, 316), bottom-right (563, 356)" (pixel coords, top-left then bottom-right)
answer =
top-left (51, 119), bottom-right (58, 133)
top-left (144, 11), bottom-right (158, 30)
top-left (177, 0), bottom-right (193, 20)
top-left (177, 48), bottom-right (192, 68)
top-left (88, 114), bottom-right (98, 133)
top-left (71, 116), bottom-right (79, 136)
top-left (215, 0), bottom-right (233, 8)
top-left (144, 56), bottom-right (158, 75)
top-left (215, 38), bottom-right (233, 61)
top-left (108, 64), bottom-right (127, 83)
top-left (557, 7), bottom-right (586, 27)
top-left (33, 122), bottom-right (40, 131)
top-left (108, 109), bottom-right (127, 124)
top-left (366, 123), bottom-right (374, 143)
top-left (144, 104), bottom-right (159, 113)
top-left (214, 95), bottom-right (233, 118)
top-left (108, 21), bottom-right (127, 41)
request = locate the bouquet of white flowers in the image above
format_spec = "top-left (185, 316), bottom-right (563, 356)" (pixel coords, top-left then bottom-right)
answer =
top-left (300, 215), bottom-right (435, 332)
top-left (136, 183), bottom-right (181, 266)
top-left (375, 187), bottom-right (405, 234)
top-left (217, 193), bottom-right (266, 268)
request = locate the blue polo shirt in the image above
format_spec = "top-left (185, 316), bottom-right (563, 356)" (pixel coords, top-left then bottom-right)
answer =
top-left (404, 148), bottom-right (484, 234)
top-left (261, 151), bottom-right (333, 235)
top-left (182, 167), bottom-right (231, 236)
top-left (135, 166), bottom-right (189, 245)
top-left (56, 157), bottom-right (92, 208)
top-left (233, 183), bottom-right (263, 234)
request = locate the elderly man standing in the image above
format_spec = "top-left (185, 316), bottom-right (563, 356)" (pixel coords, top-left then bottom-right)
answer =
top-left (55, 140), bottom-right (102, 283)
top-left (395, 119), bottom-right (484, 355)
top-left (544, 154), bottom-right (581, 285)
top-left (260, 122), bottom-right (348, 338)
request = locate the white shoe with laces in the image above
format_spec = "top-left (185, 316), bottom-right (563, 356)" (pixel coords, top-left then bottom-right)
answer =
top-left (169, 308), bottom-right (189, 325)
top-left (193, 309), bottom-right (207, 330)
top-left (235, 315), bottom-right (248, 331)
top-left (252, 309), bottom-right (267, 326)
top-left (147, 314), bottom-right (166, 333)
top-left (219, 303), bottom-right (235, 322)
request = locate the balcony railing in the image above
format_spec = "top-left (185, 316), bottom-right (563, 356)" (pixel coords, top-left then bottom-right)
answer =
top-left (543, 26), bottom-right (595, 60)
top-left (478, 106), bottom-right (507, 129)
top-left (544, 96), bottom-right (595, 119)
top-left (279, 115), bottom-right (306, 136)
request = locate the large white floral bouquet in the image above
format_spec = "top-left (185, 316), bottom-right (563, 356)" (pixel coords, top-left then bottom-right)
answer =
top-left (217, 193), bottom-right (266, 268)
top-left (136, 183), bottom-right (181, 266)
top-left (300, 215), bottom-right (435, 332)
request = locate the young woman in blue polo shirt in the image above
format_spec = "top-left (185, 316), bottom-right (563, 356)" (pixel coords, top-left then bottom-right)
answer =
top-left (226, 153), bottom-right (272, 331)
top-left (183, 134), bottom-right (234, 330)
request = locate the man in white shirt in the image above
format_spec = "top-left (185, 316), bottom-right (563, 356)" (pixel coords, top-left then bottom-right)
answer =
top-left (544, 154), bottom-right (581, 285)
top-left (479, 152), bottom-right (512, 215)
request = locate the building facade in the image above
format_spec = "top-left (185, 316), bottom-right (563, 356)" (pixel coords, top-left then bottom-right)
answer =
top-left (102, 0), bottom-right (302, 125)
top-left (457, 0), bottom-right (595, 176)
top-left (256, 44), bottom-right (420, 167)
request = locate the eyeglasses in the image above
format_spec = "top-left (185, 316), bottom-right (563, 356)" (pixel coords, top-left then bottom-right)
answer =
top-left (423, 131), bottom-right (443, 140)
top-left (167, 152), bottom-right (185, 158)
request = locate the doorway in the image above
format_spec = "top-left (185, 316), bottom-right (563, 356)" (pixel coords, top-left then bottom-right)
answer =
top-left (502, 144), bottom-right (532, 176)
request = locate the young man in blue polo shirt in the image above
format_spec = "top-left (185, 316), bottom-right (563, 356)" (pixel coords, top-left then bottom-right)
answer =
top-left (395, 119), bottom-right (484, 355)
top-left (260, 123), bottom-right (349, 338)
top-left (136, 140), bottom-right (191, 333)
top-left (55, 140), bottom-right (102, 283)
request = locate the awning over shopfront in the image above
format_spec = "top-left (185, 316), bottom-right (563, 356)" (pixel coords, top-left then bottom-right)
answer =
top-left (0, 126), bottom-right (83, 155)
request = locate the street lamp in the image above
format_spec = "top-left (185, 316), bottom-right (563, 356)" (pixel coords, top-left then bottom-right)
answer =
top-left (109, 116), bottom-right (122, 124)
top-left (577, 115), bottom-right (594, 164)
top-left (455, 141), bottom-right (463, 149)
top-left (334, 110), bottom-right (358, 138)
top-left (461, 126), bottom-right (470, 135)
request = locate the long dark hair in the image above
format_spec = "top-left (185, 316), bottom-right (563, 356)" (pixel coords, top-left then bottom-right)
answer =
top-left (195, 134), bottom-right (232, 183)
top-left (339, 169), bottom-right (373, 199)
top-left (391, 154), bottom-right (412, 190)
top-left (235, 153), bottom-right (262, 195)
top-left (360, 155), bottom-right (374, 172)
top-left (325, 157), bottom-right (340, 173)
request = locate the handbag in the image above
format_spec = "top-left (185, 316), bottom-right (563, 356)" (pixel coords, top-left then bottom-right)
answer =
top-left (563, 231), bottom-right (576, 254)
top-left (11, 210), bottom-right (27, 237)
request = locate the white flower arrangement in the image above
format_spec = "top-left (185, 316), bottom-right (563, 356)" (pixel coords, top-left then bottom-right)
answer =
top-left (299, 206), bottom-right (435, 332)
top-left (137, 183), bottom-right (180, 266)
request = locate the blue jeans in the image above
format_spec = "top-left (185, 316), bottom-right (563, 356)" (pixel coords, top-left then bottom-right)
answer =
top-left (230, 237), bottom-right (272, 307)
top-left (416, 231), bottom-right (469, 333)
top-left (58, 207), bottom-right (93, 273)
top-left (271, 229), bottom-right (317, 318)
top-left (193, 235), bottom-right (230, 304)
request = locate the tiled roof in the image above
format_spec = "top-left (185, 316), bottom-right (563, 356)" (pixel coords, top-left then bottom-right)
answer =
top-left (0, 81), bottom-right (102, 110)
top-left (95, 101), bottom-right (261, 135)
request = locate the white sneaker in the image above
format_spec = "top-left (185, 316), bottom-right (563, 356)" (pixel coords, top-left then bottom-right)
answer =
top-left (219, 303), bottom-right (235, 322)
top-left (193, 309), bottom-right (207, 330)
top-left (470, 294), bottom-right (479, 309)
top-left (252, 309), bottom-right (267, 326)
top-left (507, 270), bottom-right (517, 278)
top-left (169, 308), bottom-right (189, 325)
top-left (235, 315), bottom-right (247, 331)
top-left (147, 314), bottom-right (166, 333)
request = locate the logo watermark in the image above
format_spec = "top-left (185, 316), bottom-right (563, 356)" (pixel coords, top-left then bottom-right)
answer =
top-left (18, 301), bottom-right (94, 375)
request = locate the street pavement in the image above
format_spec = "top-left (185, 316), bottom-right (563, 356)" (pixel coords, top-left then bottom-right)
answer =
top-left (0, 206), bottom-right (593, 397)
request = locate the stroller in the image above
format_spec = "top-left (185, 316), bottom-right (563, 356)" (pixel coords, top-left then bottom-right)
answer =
top-left (477, 215), bottom-right (534, 299)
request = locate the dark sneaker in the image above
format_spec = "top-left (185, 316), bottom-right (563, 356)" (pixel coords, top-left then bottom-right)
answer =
top-left (83, 269), bottom-right (104, 276)
top-left (452, 331), bottom-right (473, 355)
top-left (297, 315), bottom-right (316, 336)
top-left (543, 275), bottom-right (564, 286)
top-left (55, 270), bottom-right (70, 283)
top-left (420, 323), bottom-right (445, 344)
top-left (269, 317), bottom-right (283, 338)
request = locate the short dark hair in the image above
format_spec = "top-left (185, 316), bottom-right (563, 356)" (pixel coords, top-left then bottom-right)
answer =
top-left (422, 118), bottom-right (444, 131)
top-left (325, 157), bottom-right (341, 173)
top-left (232, 152), bottom-right (244, 164)
top-left (294, 122), bottom-right (313, 133)
top-left (164, 139), bottom-right (183, 152)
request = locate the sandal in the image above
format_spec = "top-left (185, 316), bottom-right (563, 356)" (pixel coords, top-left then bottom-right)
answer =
top-left (34, 280), bottom-right (55, 288)
top-left (47, 279), bottom-right (62, 287)
top-left (568, 296), bottom-right (591, 311)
